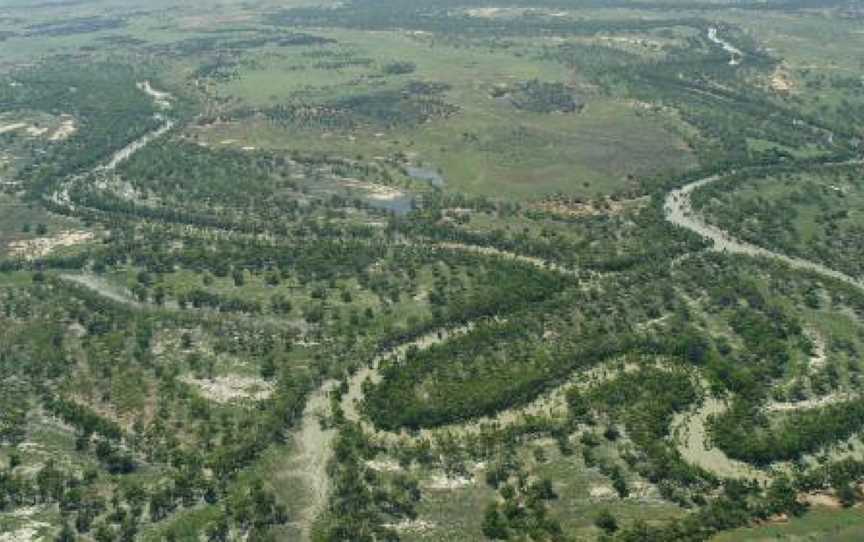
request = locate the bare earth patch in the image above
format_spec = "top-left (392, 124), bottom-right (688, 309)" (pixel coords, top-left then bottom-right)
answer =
top-left (183, 374), bottom-right (274, 403)
top-left (25, 126), bottom-right (48, 137)
top-left (767, 392), bottom-right (853, 412)
top-left (589, 485), bottom-right (617, 499)
top-left (801, 492), bottom-right (843, 509)
top-left (50, 116), bottom-right (77, 141)
top-left (466, 7), bottom-right (506, 18)
top-left (137, 81), bottom-right (173, 109)
top-left (0, 122), bottom-right (27, 135)
top-left (383, 519), bottom-right (436, 533)
top-left (339, 177), bottom-right (407, 202)
top-left (0, 507), bottom-right (51, 542)
top-left (531, 196), bottom-right (648, 218)
top-left (365, 458), bottom-right (404, 473)
top-left (425, 473), bottom-right (474, 490)
top-left (8, 230), bottom-right (94, 260)
top-left (770, 65), bottom-right (795, 93)
top-left (0, 525), bottom-right (51, 542)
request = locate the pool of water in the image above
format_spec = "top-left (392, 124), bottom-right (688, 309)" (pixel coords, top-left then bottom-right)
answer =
top-left (406, 165), bottom-right (445, 188)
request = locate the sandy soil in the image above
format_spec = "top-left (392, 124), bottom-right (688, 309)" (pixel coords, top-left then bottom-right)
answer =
top-left (383, 519), bottom-right (436, 533)
top-left (0, 122), bottom-right (26, 135)
top-left (50, 116), bottom-right (77, 141)
top-left (531, 196), bottom-right (647, 218)
top-left (0, 525), bottom-right (51, 542)
top-left (8, 230), bottom-right (94, 260)
top-left (770, 66), bottom-right (795, 93)
top-left (801, 492), bottom-right (843, 508)
top-left (290, 380), bottom-right (338, 541)
top-left (767, 392), bottom-right (853, 412)
top-left (672, 396), bottom-right (770, 482)
top-left (25, 126), bottom-right (48, 137)
top-left (183, 374), bottom-right (274, 403)
top-left (137, 81), bottom-right (173, 109)
top-left (425, 473), bottom-right (474, 490)
top-left (339, 177), bottom-right (406, 201)
top-left (589, 485), bottom-right (617, 499)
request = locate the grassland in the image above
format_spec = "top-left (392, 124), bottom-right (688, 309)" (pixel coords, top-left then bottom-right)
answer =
top-left (188, 28), bottom-right (695, 200)
top-left (713, 506), bottom-right (864, 542)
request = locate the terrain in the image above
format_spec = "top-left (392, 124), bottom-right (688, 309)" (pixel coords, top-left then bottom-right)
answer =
top-left (1, 0), bottom-right (864, 541)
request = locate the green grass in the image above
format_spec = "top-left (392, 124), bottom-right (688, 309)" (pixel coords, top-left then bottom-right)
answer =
top-left (194, 29), bottom-right (695, 200)
top-left (713, 506), bottom-right (864, 542)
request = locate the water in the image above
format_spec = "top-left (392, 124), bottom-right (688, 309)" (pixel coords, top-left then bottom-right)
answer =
top-left (406, 165), bottom-right (445, 188)
top-left (366, 194), bottom-right (414, 216)
top-left (707, 27), bottom-right (743, 66)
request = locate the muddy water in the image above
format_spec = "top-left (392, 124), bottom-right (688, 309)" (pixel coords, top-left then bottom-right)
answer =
top-left (50, 83), bottom-right (175, 209)
top-left (290, 324), bottom-right (472, 540)
top-left (707, 27), bottom-right (743, 66)
top-left (101, 118), bottom-right (175, 172)
top-left (664, 172), bottom-right (864, 290)
top-left (406, 165), bottom-right (445, 188)
top-left (672, 396), bottom-right (769, 482)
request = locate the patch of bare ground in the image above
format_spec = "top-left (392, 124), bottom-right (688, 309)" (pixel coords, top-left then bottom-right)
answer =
top-left (0, 122), bottom-right (26, 135)
top-left (589, 485), bottom-right (617, 500)
top-left (767, 392), bottom-right (854, 412)
top-left (49, 116), bottom-right (76, 141)
top-left (801, 492), bottom-right (843, 509)
top-left (288, 380), bottom-right (338, 541)
top-left (183, 374), bottom-right (274, 403)
top-left (136, 81), bottom-right (173, 110)
top-left (8, 230), bottom-right (94, 260)
top-left (806, 329), bottom-right (827, 369)
top-left (365, 458), bottom-right (404, 473)
top-left (770, 65), bottom-right (795, 93)
top-left (338, 177), bottom-right (407, 202)
top-left (25, 126), bottom-right (47, 137)
top-left (531, 195), bottom-right (648, 218)
top-left (383, 519), bottom-right (436, 533)
top-left (0, 524), bottom-right (52, 542)
top-left (177, 13), bottom-right (254, 30)
top-left (425, 473), bottom-right (474, 490)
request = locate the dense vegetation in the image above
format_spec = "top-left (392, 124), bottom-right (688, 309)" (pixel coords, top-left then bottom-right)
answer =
top-left (2, 0), bottom-right (864, 540)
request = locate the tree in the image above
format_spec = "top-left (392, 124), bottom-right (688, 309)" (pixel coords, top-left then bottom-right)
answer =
top-left (767, 475), bottom-right (805, 516)
top-left (482, 503), bottom-right (509, 540)
top-left (206, 516), bottom-right (229, 542)
top-left (594, 509), bottom-right (618, 533)
top-left (56, 521), bottom-right (75, 542)
top-left (233, 269), bottom-right (245, 287)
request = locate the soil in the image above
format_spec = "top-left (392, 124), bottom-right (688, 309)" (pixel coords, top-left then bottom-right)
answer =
top-left (8, 230), bottom-right (94, 260)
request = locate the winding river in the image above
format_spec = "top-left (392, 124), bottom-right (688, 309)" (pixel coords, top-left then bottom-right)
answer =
top-left (663, 166), bottom-right (864, 290)
top-left (54, 81), bottom-right (864, 534)
top-left (50, 82), bottom-right (174, 210)
top-left (707, 27), bottom-right (743, 66)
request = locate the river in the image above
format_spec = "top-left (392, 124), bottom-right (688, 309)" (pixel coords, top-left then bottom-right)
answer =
top-left (707, 27), bottom-right (743, 66)
top-left (663, 166), bottom-right (864, 290)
